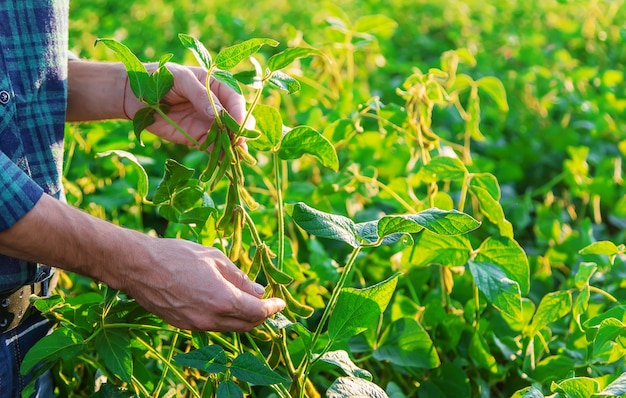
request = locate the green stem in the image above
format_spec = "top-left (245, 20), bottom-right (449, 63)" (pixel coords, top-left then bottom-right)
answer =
top-left (273, 152), bottom-right (286, 271)
top-left (458, 173), bottom-right (469, 213)
top-left (589, 285), bottom-right (618, 302)
top-left (237, 80), bottom-right (265, 138)
top-left (473, 284), bottom-right (480, 328)
top-left (135, 335), bottom-right (201, 398)
top-left (205, 70), bottom-right (225, 130)
top-left (354, 174), bottom-right (420, 213)
top-left (439, 265), bottom-right (448, 310)
top-left (244, 334), bottom-right (291, 398)
top-left (312, 246), bottom-right (362, 343)
top-left (154, 106), bottom-right (201, 147)
top-left (153, 331), bottom-right (179, 396)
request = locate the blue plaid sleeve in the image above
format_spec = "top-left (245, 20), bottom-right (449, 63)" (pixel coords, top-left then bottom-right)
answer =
top-left (0, 151), bottom-right (44, 231)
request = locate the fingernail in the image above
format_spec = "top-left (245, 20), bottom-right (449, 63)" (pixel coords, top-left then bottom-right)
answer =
top-left (254, 283), bottom-right (265, 296)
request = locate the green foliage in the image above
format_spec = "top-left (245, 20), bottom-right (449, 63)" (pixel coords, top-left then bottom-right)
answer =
top-left (26, 0), bottom-right (626, 397)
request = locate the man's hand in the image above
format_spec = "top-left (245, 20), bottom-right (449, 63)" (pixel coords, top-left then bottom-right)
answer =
top-left (0, 195), bottom-right (285, 332)
top-left (67, 61), bottom-right (251, 147)
top-left (120, 238), bottom-right (285, 332)
top-left (123, 63), bottom-right (249, 146)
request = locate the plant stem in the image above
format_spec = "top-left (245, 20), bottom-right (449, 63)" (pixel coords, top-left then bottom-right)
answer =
top-left (312, 246), bottom-right (361, 342)
top-left (589, 285), bottom-right (618, 302)
top-left (459, 173), bottom-right (470, 213)
top-left (135, 335), bottom-right (201, 398)
top-left (153, 331), bottom-right (179, 396)
top-left (244, 334), bottom-right (291, 398)
top-left (154, 106), bottom-right (201, 147)
top-left (273, 152), bottom-right (286, 271)
top-left (354, 174), bottom-right (420, 213)
top-left (205, 71), bottom-right (225, 130)
top-left (237, 80), bottom-right (265, 138)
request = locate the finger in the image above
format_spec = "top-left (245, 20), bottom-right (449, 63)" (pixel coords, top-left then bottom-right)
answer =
top-left (173, 66), bottom-right (217, 121)
top-left (228, 294), bottom-right (286, 325)
top-left (210, 77), bottom-right (246, 123)
top-left (222, 263), bottom-right (267, 297)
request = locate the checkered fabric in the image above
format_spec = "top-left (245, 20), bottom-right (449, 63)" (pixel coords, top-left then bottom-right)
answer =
top-left (0, 0), bottom-right (68, 292)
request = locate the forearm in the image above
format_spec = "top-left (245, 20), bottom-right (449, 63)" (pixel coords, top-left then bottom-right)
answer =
top-left (0, 194), bottom-right (151, 290)
top-left (66, 60), bottom-right (128, 122)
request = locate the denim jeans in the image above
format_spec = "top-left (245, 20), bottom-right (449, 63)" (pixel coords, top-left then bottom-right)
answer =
top-left (0, 268), bottom-right (56, 398)
top-left (0, 312), bottom-right (54, 397)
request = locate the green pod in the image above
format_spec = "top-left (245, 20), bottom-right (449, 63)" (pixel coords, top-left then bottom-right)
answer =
top-left (216, 185), bottom-right (240, 235)
top-left (246, 246), bottom-right (263, 282)
top-left (261, 246), bottom-right (294, 285)
top-left (228, 208), bottom-right (244, 262)
top-left (279, 284), bottom-right (314, 319)
top-left (200, 122), bottom-right (220, 151)
top-left (200, 129), bottom-right (224, 183)
top-left (208, 134), bottom-right (233, 190)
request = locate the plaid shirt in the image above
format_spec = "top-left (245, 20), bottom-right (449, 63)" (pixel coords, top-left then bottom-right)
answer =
top-left (0, 0), bottom-right (68, 292)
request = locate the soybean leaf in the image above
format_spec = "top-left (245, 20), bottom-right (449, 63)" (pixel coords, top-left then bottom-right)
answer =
top-left (527, 290), bottom-right (572, 338)
top-left (178, 33), bottom-right (212, 70)
top-left (404, 230), bottom-right (472, 268)
top-left (178, 207), bottom-right (213, 226)
top-left (510, 386), bottom-right (545, 398)
top-left (355, 220), bottom-right (413, 246)
top-left (573, 284), bottom-right (590, 331)
top-left (317, 350), bottom-right (372, 380)
top-left (531, 355), bottom-right (577, 385)
top-left (153, 159), bottom-right (195, 204)
top-left (354, 14), bottom-right (398, 38)
top-left (377, 209), bottom-right (480, 238)
top-left (418, 156), bottom-right (468, 183)
top-left (593, 318), bottom-right (626, 358)
top-left (551, 377), bottom-right (599, 398)
top-left (468, 261), bottom-right (523, 326)
top-left (470, 172), bottom-right (501, 200)
top-left (574, 262), bottom-right (597, 289)
top-left (278, 126), bottom-right (339, 170)
top-left (252, 103), bottom-right (283, 150)
top-left (215, 38), bottom-right (279, 70)
top-left (477, 76), bottom-right (509, 111)
top-left (599, 372), bottom-right (626, 396)
top-left (145, 64), bottom-right (174, 105)
top-left (470, 185), bottom-right (514, 239)
top-left (286, 202), bottom-right (360, 248)
top-left (328, 273), bottom-right (400, 342)
top-left (95, 328), bottom-right (132, 383)
top-left (21, 328), bottom-right (83, 375)
top-left (173, 345), bottom-right (228, 373)
top-left (267, 47), bottom-right (322, 71)
top-left (217, 381), bottom-right (244, 398)
top-left (373, 318), bottom-right (441, 369)
top-left (327, 377), bottom-right (389, 398)
top-left (132, 107), bottom-right (156, 145)
top-left (230, 352), bottom-right (288, 385)
top-left (96, 38), bottom-right (148, 99)
top-left (232, 69), bottom-right (258, 86)
top-left (469, 331), bottom-right (498, 374)
top-left (213, 70), bottom-right (242, 95)
top-left (579, 241), bottom-right (623, 265)
top-left (584, 306), bottom-right (626, 332)
top-left (268, 70), bottom-right (301, 93)
top-left (97, 150), bottom-right (149, 199)
top-left (475, 236), bottom-right (530, 294)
